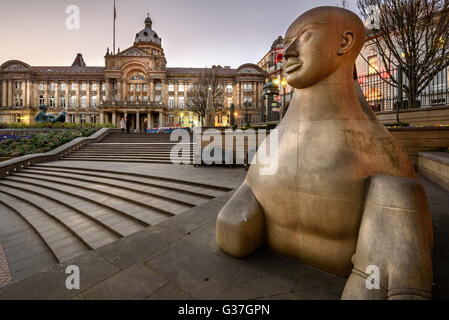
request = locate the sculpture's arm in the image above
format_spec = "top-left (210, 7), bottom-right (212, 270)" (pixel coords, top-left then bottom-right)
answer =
top-left (216, 182), bottom-right (265, 258)
top-left (342, 175), bottom-right (434, 300)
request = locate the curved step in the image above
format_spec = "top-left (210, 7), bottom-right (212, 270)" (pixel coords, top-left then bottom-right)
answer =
top-left (30, 165), bottom-right (214, 203)
top-left (33, 164), bottom-right (233, 193)
top-left (3, 175), bottom-right (169, 226)
top-left (22, 168), bottom-right (200, 207)
top-left (0, 191), bottom-right (88, 263)
top-left (13, 170), bottom-right (187, 216)
top-left (0, 201), bottom-right (57, 282)
top-left (0, 181), bottom-right (118, 250)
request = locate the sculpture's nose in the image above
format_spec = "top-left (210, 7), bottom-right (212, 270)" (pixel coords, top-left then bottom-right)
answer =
top-left (283, 39), bottom-right (299, 60)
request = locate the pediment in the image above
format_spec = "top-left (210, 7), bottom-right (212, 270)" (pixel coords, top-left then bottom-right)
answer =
top-left (0, 60), bottom-right (32, 72)
top-left (118, 47), bottom-right (150, 57)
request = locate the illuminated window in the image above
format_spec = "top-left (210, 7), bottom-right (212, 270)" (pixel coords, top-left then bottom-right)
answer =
top-left (178, 96), bottom-right (185, 108)
top-left (368, 55), bottom-right (378, 75)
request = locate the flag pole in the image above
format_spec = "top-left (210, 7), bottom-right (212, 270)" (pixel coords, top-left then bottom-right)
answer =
top-left (113, 0), bottom-right (116, 54)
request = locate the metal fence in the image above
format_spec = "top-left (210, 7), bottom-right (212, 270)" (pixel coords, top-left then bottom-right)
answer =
top-left (357, 68), bottom-right (449, 112)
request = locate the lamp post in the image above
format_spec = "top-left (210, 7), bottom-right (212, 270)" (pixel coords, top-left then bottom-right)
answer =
top-left (281, 78), bottom-right (287, 119)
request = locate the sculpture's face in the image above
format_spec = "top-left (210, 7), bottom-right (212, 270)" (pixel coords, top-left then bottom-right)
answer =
top-left (283, 19), bottom-right (343, 89)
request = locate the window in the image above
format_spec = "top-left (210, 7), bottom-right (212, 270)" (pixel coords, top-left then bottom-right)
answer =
top-left (169, 115), bottom-right (174, 125)
top-left (218, 114), bottom-right (223, 124)
top-left (143, 96), bottom-right (148, 102)
top-left (60, 82), bottom-right (66, 91)
top-left (113, 95), bottom-right (118, 101)
top-left (81, 83), bottom-right (87, 91)
top-left (39, 82), bottom-right (45, 91)
top-left (70, 96), bottom-right (76, 107)
top-left (136, 84), bottom-right (141, 92)
top-left (49, 95), bottom-right (55, 107)
top-left (129, 96), bottom-right (134, 102)
top-left (168, 84), bottom-right (175, 92)
top-left (112, 81), bottom-right (117, 90)
top-left (50, 83), bottom-right (56, 91)
top-left (226, 84), bottom-right (233, 93)
top-left (248, 83), bottom-right (253, 91)
top-left (178, 96), bottom-right (185, 108)
top-left (244, 84), bottom-right (248, 91)
top-left (91, 83), bottom-right (97, 91)
top-left (15, 82), bottom-right (24, 90)
top-left (155, 82), bottom-right (162, 91)
top-left (91, 96), bottom-right (97, 107)
top-left (188, 84), bottom-right (193, 92)
top-left (129, 84), bottom-right (135, 91)
top-left (69, 114), bottom-right (76, 123)
top-left (101, 83), bottom-right (106, 91)
top-left (14, 95), bottom-right (23, 106)
top-left (178, 84), bottom-right (185, 92)
top-left (168, 96), bottom-right (175, 108)
top-left (81, 96), bottom-right (87, 107)
top-left (155, 95), bottom-right (161, 102)
top-left (137, 95), bottom-right (141, 101)
top-left (80, 114), bottom-right (86, 124)
top-left (39, 95), bottom-right (45, 105)
top-left (59, 95), bottom-right (66, 108)
top-left (143, 84), bottom-right (148, 91)
top-left (71, 82), bottom-right (77, 91)
top-left (91, 115), bottom-right (97, 124)
top-left (368, 55), bottom-right (378, 75)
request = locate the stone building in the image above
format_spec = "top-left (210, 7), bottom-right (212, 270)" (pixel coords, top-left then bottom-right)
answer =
top-left (0, 15), bottom-right (266, 129)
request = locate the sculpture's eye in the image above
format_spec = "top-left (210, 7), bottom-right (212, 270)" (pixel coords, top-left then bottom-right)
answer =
top-left (299, 30), bottom-right (312, 43)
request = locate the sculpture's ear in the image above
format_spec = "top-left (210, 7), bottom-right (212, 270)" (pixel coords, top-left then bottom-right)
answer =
top-left (338, 31), bottom-right (354, 56)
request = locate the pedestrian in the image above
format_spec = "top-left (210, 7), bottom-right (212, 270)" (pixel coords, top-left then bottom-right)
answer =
top-left (120, 117), bottom-right (125, 133)
top-left (126, 117), bottom-right (131, 134)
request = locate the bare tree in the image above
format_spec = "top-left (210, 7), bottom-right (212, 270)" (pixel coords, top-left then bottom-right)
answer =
top-left (358, 0), bottom-right (449, 115)
top-left (186, 67), bottom-right (224, 126)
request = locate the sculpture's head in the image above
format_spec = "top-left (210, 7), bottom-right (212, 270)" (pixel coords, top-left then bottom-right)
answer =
top-left (39, 105), bottom-right (48, 111)
top-left (283, 6), bottom-right (365, 89)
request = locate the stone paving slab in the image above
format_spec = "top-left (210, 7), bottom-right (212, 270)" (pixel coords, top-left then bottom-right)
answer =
top-left (0, 244), bottom-right (11, 288)
top-left (0, 174), bottom-right (447, 300)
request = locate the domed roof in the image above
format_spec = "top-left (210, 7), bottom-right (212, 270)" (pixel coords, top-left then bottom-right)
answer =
top-left (135, 14), bottom-right (161, 46)
top-left (271, 36), bottom-right (284, 49)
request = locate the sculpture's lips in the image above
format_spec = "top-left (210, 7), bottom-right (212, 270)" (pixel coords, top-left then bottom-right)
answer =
top-left (285, 62), bottom-right (303, 74)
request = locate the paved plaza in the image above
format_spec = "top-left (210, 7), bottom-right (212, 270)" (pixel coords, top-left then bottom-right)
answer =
top-left (0, 162), bottom-right (448, 299)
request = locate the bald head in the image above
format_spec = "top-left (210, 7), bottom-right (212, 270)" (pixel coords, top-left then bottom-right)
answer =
top-left (283, 6), bottom-right (366, 89)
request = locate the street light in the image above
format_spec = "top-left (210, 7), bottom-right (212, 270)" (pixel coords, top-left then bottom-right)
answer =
top-left (281, 78), bottom-right (287, 118)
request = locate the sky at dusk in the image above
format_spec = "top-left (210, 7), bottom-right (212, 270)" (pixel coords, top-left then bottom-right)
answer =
top-left (0, 0), bottom-right (359, 68)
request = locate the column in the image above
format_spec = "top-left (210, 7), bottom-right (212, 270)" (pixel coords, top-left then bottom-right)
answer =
top-left (112, 111), bottom-right (117, 127)
top-left (1, 81), bottom-right (6, 107)
top-left (76, 81), bottom-right (80, 108)
top-left (174, 82), bottom-right (178, 109)
top-left (54, 82), bottom-right (59, 108)
top-left (100, 111), bottom-right (105, 124)
top-left (65, 81), bottom-right (69, 108)
top-left (26, 80), bottom-right (31, 107)
top-left (158, 112), bottom-right (163, 127)
top-left (96, 82), bottom-right (101, 106)
top-left (117, 80), bottom-right (121, 101)
top-left (85, 82), bottom-right (90, 108)
top-left (161, 79), bottom-right (166, 105)
top-left (147, 112), bottom-right (152, 129)
top-left (105, 79), bottom-right (111, 101)
top-left (136, 112), bottom-right (140, 131)
top-left (7, 80), bottom-right (13, 106)
top-left (150, 80), bottom-right (154, 102)
top-left (32, 82), bottom-right (37, 106)
top-left (122, 80), bottom-right (128, 102)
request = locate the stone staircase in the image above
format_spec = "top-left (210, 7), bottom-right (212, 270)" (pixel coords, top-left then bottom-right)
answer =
top-left (0, 131), bottom-right (234, 284)
top-left (62, 132), bottom-right (194, 164)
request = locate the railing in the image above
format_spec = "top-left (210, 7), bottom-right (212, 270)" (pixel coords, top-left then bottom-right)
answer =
top-left (357, 68), bottom-right (449, 112)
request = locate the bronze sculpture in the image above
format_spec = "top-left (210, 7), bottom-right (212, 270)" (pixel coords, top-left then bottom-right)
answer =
top-left (216, 6), bottom-right (433, 300)
top-left (34, 105), bottom-right (67, 123)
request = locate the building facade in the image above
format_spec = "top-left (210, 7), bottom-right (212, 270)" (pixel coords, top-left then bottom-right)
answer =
top-left (257, 36), bottom-right (293, 122)
top-left (0, 15), bottom-right (266, 129)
